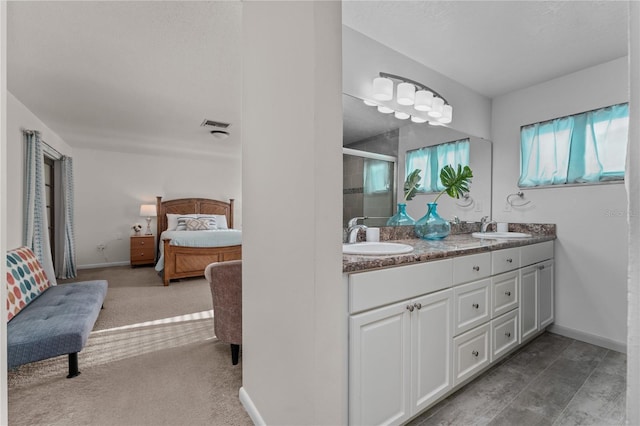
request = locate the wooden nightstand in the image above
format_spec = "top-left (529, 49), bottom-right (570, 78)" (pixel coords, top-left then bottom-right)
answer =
top-left (130, 235), bottom-right (155, 267)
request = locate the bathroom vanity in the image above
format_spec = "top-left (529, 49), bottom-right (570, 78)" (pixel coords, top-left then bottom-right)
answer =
top-left (343, 230), bottom-right (555, 426)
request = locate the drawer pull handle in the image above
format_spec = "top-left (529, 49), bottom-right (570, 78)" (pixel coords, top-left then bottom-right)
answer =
top-left (406, 304), bottom-right (414, 312)
top-left (472, 350), bottom-right (479, 357)
top-left (505, 291), bottom-right (511, 296)
top-left (539, 265), bottom-right (545, 270)
top-left (141, 241), bottom-right (145, 245)
top-left (506, 258), bottom-right (513, 263)
top-left (505, 332), bottom-right (511, 338)
top-left (472, 303), bottom-right (479, 309)
top-left (414, 303), bottom-right (422, 310)
top-left (473, 266), bottom-right (480, 271)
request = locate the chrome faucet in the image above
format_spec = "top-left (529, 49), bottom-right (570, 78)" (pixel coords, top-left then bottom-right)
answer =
top-left (480, 216), bottom-right (497, 233)
top-left (346, 216), bottom-right (368, 243)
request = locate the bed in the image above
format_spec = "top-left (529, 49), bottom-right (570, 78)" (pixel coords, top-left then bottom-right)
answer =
top-left (155, 196), bottom-right (242, 286)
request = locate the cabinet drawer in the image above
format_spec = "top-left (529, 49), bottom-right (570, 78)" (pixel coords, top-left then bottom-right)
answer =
top-left (491, 271), bottom-right (519, 318)
top-left (453, 323), bottom-right (490, 386)
top-left (492, 247), bottom-right (520, 275)
top-left (453, 279), bottom-right (491, 336)
top-left (521, 241), bottom-right (554, 267)
top-left (491, 310), bottom-right (519, 362)
top-left (132, 247), bottom-right (154, 261)
top-left (131, 236), bottom-right (154, 249)
top-left (453, 252), bottom-right (491, 285)
top-left (349, 259), bottom-right (453, 314)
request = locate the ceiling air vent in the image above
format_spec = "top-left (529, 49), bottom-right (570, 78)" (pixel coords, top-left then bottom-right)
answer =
top-left (201, 119), bottom-right (230, 129)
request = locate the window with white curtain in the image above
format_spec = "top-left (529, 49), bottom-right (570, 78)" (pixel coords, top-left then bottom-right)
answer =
top-left (405, 139), bottom-right (470, 193)
top-left (519, 103), bottom-right (629, 187)
top-left (363, 158), bottom-right (392, 194)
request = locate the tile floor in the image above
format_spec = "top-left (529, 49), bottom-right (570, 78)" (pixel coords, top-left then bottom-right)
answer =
top-left (408, 332), bottom-right (626, 426)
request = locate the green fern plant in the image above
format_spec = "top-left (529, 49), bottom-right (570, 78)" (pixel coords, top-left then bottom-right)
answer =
top-left (433, 164), bottom-right (473, 204)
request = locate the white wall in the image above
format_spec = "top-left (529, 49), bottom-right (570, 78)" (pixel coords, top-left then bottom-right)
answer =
top-left (492, 57), bottom-right (629, 351)
top-left (241, 2), bottom-right (344, 424)
top-left (73, 147), bottom-right (241, 268)
top-left (5, 92), bottom-right (73, 250)
top-left (1, 1), bottom-right (8, 422)
top-left (343, 26), bottom-right (492, 141)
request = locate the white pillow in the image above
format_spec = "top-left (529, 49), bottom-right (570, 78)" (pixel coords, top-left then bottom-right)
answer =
top-left (198, 214), bottom-right (228, 230)
top-left (167, 213), bottom-right (196, 231)
top-left (185, 218), bottom-right (213, 231)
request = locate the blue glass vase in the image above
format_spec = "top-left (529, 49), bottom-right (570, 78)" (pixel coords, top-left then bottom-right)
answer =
top-left (386, 203), bottom-right (415, 226)
top-left (415, 202), bottom-right (451, 240)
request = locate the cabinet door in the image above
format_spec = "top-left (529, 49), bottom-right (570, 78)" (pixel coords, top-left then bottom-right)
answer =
top-left (538, 260), bottom-right (555, 329)
top-left (411, 289), bottom-right (453, 414)
top-left (452, 323), bottom-right (491, 386)
top-left (519, 264), bottom-right (538, 343)
top-left (349, 301), bottom-right (411, 426)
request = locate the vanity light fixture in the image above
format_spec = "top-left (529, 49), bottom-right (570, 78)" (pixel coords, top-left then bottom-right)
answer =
top-left (367, 72), bottom-right (453, 125)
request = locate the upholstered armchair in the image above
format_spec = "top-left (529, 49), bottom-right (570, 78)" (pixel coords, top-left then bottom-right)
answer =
top-left (204, 260), bottom-right (242, 365)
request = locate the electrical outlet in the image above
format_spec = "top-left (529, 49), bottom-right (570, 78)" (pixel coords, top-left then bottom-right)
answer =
top-left (115, 232), bottom-right (122, 240)
top-left (474, 201), bottom-right (483, 212)
top-left (503, 202), bottom-right (512, 212)
top-left (97, 244), bottom-right (106, 251)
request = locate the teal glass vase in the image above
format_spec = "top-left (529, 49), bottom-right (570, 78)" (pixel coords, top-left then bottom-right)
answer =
top-left (415, 202), bottom-right (451, 240)
top-left (386, 203), bottom-right (415, 226)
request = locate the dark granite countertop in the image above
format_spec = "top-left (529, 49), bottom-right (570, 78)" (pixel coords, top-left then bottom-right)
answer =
top-left (342, 223), bottom-right (556, 274)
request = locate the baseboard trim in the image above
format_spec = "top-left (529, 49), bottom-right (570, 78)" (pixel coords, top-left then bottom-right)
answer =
top-left (548, 324), bottom-right (627, 353)
top-left (77, 261), bottom-right (130, 270)
top-left (239, 387), bottom-right (265, 426)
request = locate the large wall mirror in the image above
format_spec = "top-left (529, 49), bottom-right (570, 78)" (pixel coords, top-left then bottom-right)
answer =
top-left (343, 93), bottom-right (492, 226)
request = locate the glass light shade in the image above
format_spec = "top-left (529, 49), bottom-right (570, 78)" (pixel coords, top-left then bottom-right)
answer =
top-left (139, 204), bottom-right (157, 217)
top-left (396, 82), bottom-right (415, 106)
top-left (363, 99), bottom-right (377, 106)
top-left (373, 77), bottom-right (393, 101)
top-left (377, 105), bottom-right (394, 114)
top-left (438, 105), bottom-right (453, 124)
top-left (414, 90), bottom-right (433, 111)
top-left (428, 97), bottom-right (445, 118)
top-left (395, 111), bottom-right (410, 120)
top-left (411, 115), bottom-right (428, 123)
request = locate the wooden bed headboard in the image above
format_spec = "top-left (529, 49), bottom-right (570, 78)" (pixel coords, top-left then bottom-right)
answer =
top-left (155, 196), bottom-right (235, 237)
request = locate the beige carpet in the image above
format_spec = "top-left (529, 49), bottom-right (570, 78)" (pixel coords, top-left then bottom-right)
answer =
top-left (8, 266), bottom-right (252, 426)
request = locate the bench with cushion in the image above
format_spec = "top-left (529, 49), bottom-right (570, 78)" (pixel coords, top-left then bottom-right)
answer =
top-left (6, 246), bottom-right (108, 378)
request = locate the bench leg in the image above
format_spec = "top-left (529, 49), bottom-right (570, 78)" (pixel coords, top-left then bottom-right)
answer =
top-left (67, 353), bottom-right (81, 378)
top-left (230, 344), bottom-right (240, 365)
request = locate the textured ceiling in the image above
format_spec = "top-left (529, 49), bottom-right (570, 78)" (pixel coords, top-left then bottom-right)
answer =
top-left (8, 1), bottom-right (241, 158)
top-left (343, 1), bottom-right (628, 98)
top-left (8, 2), bottom-right (629, 156)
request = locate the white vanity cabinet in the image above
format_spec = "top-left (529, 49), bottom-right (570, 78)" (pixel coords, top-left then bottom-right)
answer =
top-left (347, 240), bottom-right (554, 426)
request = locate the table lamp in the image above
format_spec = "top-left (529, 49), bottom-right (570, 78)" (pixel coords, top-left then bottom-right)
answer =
top-left (139, 204), bottom-right (157, 235)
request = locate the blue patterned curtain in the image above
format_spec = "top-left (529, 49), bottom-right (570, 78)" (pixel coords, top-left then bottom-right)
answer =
top-left (23, 130), bottom-right (57, 285)
top-left (520, 103), bottom-right (629, 187)
top-left (406, 139), bottom-right (470, 193)
top-left (55, 156), bottom-right (77, 278)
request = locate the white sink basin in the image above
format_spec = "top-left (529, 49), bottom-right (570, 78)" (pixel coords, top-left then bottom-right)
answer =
top-left (472, 232), bottom-right (532, 239)
top-left (343, 242), bottom-right (414, 255)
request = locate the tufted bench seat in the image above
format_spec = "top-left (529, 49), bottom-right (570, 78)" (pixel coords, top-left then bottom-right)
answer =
top-left (6, 247), bottom-right (108, 378)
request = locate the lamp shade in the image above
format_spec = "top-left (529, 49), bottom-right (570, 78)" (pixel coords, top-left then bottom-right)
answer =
top-left (139, 204), bottom-right (157, 217)
top-left (428, 97), bottom-right (445, 118)
top-left (438, 105), bottom-right (453, 124)
top-left (414, 90), bottom-right (434, 111)
top-left (372, 77), bottom-right (393, 101)
top-left (411, 115), bottom-right (428, 123)
top-left (394, 111), bottom-right (410, 120)
top-left (396, 82), bottom-right (415, 106)
top-left (377, 105), bottom-right (394, 114)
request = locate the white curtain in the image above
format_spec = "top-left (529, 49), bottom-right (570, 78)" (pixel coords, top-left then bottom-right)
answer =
top-left (23, 130), bottom-right (57, 285)
top-left (54, 156), bottom-right (77, 278)
top-left (628, 2), bottom-right (640, 424)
